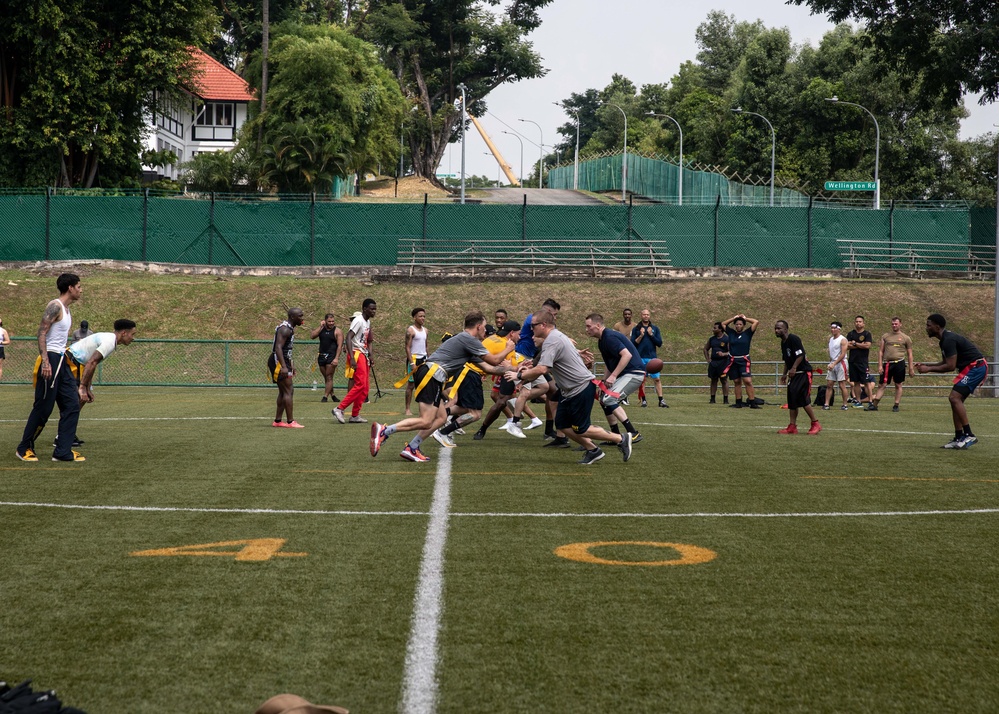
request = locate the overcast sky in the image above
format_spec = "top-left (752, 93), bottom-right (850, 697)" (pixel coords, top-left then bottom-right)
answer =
top-left (443, 0), bottom-right (996, 183)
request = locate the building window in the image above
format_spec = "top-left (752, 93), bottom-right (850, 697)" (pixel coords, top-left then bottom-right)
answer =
top-left (155, 95), bottom-right (185, 138)
top-left (194, 102), bottom-right (235, 141)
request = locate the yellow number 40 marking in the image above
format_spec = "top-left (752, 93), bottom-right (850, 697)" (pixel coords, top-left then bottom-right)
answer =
top-left (131, 539), bottom-right (307, 562)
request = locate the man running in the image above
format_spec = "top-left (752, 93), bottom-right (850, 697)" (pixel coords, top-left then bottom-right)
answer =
top-left (870, 317), bottom-right (915, 412)
top-left (916, 314), bottom-right (987, 449)
top-left (370, 311), bottom-right (515, 462)
top-left (268, 307), bottom-right (305, 428)
top-left (722, 313), bottom-right (761, 409)
top-left (16, 273), bottom-right (84, 462)
top-left (584, 313), bottom-right (643, 444)
top-left (403, 307), bottom-right (429, 416)
top-left (310, 313), bottom-right (343, 403)
top-left (703, 321), bottom-right (730, 404)
top-left (775, 320), bottom-right (821, 435)
top-left (333, 298), bottom-right (376, 424)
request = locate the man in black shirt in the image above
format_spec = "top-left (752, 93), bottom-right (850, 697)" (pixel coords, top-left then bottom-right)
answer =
top-left (703, 321), bottom-right (730, 404)
top-left (845, 315), bottom-right (874, 407)
top-left (310, 313), bottom-right (343, 403)
top-left (775, 320), bottom-right (821, 435)
top-left (916, 313), bottom-right (987, 449)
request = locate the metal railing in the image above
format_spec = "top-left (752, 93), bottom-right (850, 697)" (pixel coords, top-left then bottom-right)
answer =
top-left (838, 239), bottom-right (996, 279)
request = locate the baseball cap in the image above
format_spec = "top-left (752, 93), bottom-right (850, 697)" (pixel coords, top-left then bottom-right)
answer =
top-left (496, 320), bottom-right (521, 337)
top-left (484, 324), bottom-right (497, 336)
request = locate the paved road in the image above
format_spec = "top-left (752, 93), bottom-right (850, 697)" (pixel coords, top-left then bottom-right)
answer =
top-left (474, 188), bottom-right (608, 205)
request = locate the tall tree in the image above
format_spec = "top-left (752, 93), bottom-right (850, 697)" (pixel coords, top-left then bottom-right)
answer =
top-left (0, 0), bottom-right (217, 187)
top-left (787, 0), bottom-right (999, 105)
top-left (354, 0), bottom-right (551, 185)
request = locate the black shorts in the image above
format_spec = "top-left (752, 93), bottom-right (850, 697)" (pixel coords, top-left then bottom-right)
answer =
top-left (453, 372), bottom-right (485, 410)
top-left (318, 352), bottom-right (335, 367)
top-left (498, 374), bottom-right (517, 397)
top-left (786, 371), bottom-right (812, 410)
top-left (555, 381), bottom-right (596, 434)
top-left (848, 362), bottom-right (873, 384)
top-left (0, 346), bottom-right (5, 360)
top-left (707, 360), bottom-right (729, 380)
top-left (729, 356), bottom-right (751, 379)
top-left (880, 360), bottom-right (906, 385)
top-left (267, 354), bottom-right (292, 383)
top-left (412, 363), bottom-right (444, 407)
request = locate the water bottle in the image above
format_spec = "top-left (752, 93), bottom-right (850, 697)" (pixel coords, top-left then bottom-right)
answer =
top-left (312, 379), bottom-right (318, 391)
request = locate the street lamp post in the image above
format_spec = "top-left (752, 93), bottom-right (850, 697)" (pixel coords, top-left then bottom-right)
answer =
top-left (825, 96), bottom-right (881, 210)
top-left (518, 118), bottom-right (543, 188)
top-left (554, 102), bottom-right (581, 190)
top-left (600, 101), bottom-right (628, 203)
top-left (501, 131), bottom-right (524, 188)
top-left (647, 112), bottom-right (684, 205)
top-left (731, 108), bottom-right (775, 207)
top-left (458, 83), bottom-right (467, 203)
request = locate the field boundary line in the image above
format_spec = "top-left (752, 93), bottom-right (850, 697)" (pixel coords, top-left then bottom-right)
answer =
top-left (1, 501), bottom-right (998, 519)
top-left (399, 447), bottom-right (452, 714)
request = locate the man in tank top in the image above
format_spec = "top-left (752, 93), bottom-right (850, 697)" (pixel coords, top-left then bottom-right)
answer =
top-left (16, 273), bottom-right (85, 462)
top-left (404, 307), bottom-right (429, 416)
top-left (310, 313), bottom-right (343, 403)
top-left (268, 307), bottom-right (305, 428)
top-left (823, 321), bottom-right (851, 410)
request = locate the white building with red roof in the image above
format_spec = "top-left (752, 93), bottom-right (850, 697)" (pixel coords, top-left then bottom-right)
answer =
top-left (144, 48), bottom-right (256, 181)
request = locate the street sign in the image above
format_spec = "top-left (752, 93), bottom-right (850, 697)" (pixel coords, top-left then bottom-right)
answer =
top-left (824, 180), bottom-right (877, 191)
top-left (436, 173), bottom-right (457, 178)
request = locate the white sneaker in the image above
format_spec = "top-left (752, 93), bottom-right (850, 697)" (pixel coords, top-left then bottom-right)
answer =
top-left (524, 417), bottom-right (543, 430)
top-left (497, 420), bottom-right (512, 431)
top-left (506, 422), bottom-right (527, 439)
top-left (453, 426), bottom-right (466, 435)
top-left (432, 429), bottom-right (456, 448)
top-left (958, 435), bottom-right (978, 449)
top-left (332, 407), bottom-right (345, 424)
top-left (942, 439), bottom-right (963, 449)
top-left (348, 415), bottom-right (367, 423)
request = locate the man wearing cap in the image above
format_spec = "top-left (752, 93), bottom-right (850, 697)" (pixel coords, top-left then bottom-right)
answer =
top-left (70, 319), bottom-right (93, 343)
top-left (916, 313), bottom-right (987, 449)
top-left (823, 321), bottom-right (851, 410)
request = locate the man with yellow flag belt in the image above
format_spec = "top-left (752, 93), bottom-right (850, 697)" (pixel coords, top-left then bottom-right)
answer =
top-left (371, 311), bottom-right (515, 462)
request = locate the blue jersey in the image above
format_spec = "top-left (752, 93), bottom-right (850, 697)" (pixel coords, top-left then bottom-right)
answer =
top-left (598, 328), bottom-right (645, 376)
top-left (726, 326), bottom-right (754, 358)
top-left (516, 314), bottom-right (536, 357)
top-left (707, 334), bottom-right (730, 361)
top-left (630, 323), bottom-right (662, 360)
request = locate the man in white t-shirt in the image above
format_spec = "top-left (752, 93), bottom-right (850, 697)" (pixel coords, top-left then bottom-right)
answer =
top-left (333, 298), bottom-right (377, 424)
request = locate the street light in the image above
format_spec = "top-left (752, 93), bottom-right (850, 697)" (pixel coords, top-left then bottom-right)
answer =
top-left (501, 131), bottom-right (524, 188)
top-left (599, 101), bottom-right (628, 203)
top-left (554, 102), bottom-right (580, 190)
top-left (825, 96), bottom-right (881, 210)
top-left (457, 83), bottom-right (467, 203)
top-left (518, 118), bottom-right (543, 188)
top-left (731, 107), bottom-right (775, 207)
top-left (647, 112), bottom-right (684, 205)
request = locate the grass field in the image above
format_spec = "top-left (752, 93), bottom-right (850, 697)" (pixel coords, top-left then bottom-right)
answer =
top-left (2, 384), bottom-right (998, 713)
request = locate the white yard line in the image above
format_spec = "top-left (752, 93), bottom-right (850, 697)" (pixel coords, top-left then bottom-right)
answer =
top-left (399, 447), bottom-right (453, 714)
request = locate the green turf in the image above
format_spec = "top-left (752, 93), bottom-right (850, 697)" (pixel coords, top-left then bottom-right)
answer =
top-left (2, 385), bottom-right (998, 712)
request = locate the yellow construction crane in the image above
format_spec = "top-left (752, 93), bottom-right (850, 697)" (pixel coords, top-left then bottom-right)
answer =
top-left (468, 115), bottom-right (520, 187)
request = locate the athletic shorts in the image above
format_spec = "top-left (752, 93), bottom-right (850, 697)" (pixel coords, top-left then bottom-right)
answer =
top-left (405, 355), bottom-right (426, 384)
top-left (555, 381), bottom-right (596, 434)
top-left (498, 374), bottom-right (517, 397)
top-left (641, 357), bottom-right (660, 379)
top-left (411, 363), bottom-right (444, 407)
top-left (318, 352), bottom-right (335, 367)
top-left (707, 359), bottom-right (729, 380)
top-left (452, 371), bottom-right (485, 410)
top-left (267, 354), bottom-right (292, 383)
top-left (599, 371), bottom-right (645, 409)
top-left (879, 360), bottom-right (906, 385)
top-left (826, 363), bottom-right (847, 382)
top-left (953, 360), bottom-right (988, 397)
top-left (729, 356), bottom-right (751, 379)
top-left (786, 371), bottom-right (813, 410)
top-left (848, 362), bottom-right (873, 384)
top-left (0, 346), bottom-right (5, 360)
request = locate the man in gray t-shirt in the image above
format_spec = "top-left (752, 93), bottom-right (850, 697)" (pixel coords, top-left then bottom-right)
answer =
top-left (371, 311), bottom-right (514, 462)
top-left (507, 310), bottom-right (633, 466)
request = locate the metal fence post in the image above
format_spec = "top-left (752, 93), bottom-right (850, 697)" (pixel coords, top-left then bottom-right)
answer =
top-left (713, 194), bottom-right (721, 266)
top-left (310, 192), bottom-right (316, 268)
top-left (888, 199), bottom-right (895, 270)
top-left (807, 195), bottom-right (813, 268)
top-left (224, 341), bottom-right (230, 385)
top-left (422, 193), bottom-right (428, 251)
top-left (522, 193), bottom-right (527, 248)
top-left (209, 192), bottom-right (215, 265)
top-left (142, 189), bottom-right (149, 262)
top-left (45, 186), bottom-right (52, 261)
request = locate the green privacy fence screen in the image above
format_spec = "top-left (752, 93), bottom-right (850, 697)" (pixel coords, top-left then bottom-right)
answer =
top-left (0, 189), bottom-right (987, 271)
top-left (547, 154), bottom-right (811, 206)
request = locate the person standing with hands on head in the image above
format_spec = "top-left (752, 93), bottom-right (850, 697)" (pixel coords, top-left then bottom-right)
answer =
top-left (870, 317), bottom-right (915, 412)
top-left (0, 318), bottom-right (9, 382)
top-left (16, 273), bottom-right (84, 462)
top-left (333, 298), bottom-right (376, 424)
top-left (845, 315), bottom-right (875, 407)
top-left (631, 309), bottom-right (667, 408)
top-left (824, 321), bottom-right (851, 410)
top-left (403, 307), bottom-right (429, 416)
top-left (775, 320), bottom-right (821, 435)
top-left (268, 307), bottom-right (305, 428)
top-left (704, 321), bottom-right (730, 404)
top-left (722, 313), bottom-right (761, 409)
top-left (311, 313), bottom-right (343, 404)
top-left (916, 314), bottom-right (987, 449)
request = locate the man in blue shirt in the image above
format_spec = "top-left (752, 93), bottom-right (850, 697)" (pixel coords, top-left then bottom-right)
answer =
top-left (722, 313), bottom-right (761, 409)
top-left (630, 309), bottom-right (667, 407)
top-left (584, 313), bottom-right (644, 443)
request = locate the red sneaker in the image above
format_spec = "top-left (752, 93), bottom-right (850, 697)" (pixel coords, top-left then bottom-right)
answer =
top-left (400, 445), bottom-right (431, 462)
top-left (371, 422), bottom-right (388, 457)
top-left (777, 424), bottom-right (798, 434)
top-left (272, 421), bottom-right (287, 428)
top-left (807, 421), bottom-right (822, 435)
top-left (286, 421), bottom-right (305, 428)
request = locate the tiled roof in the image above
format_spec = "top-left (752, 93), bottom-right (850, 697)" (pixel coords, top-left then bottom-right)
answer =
top-left (187, 48), bottom-right (255, 102)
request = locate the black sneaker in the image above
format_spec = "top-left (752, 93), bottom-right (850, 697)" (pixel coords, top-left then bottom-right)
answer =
top-left (321, 396), bottom-right (328, 403)
top-left (543, 437), bottom-right (571, 448)
top-left (632, 432), bottom-right (643, 443)
top-left (473, 431), bottom-right (485, 440)
top-left (659, 400), bottom-right (669, 408)
top-left (866, 404), bottom-right (879, 411)
top-left (579, 448), bottom-right (605, 465)
top-left (621, 397), bottom-right (629, 406)
top-left (709, 396), bottom-right (716, 404)
top-left (749, 402), bottom-right (761, 409)
top-left (723, 397), bottom-right (729, 404)
top-left (618, 432), bottom-right (633, 462)
top-left (730, 401), bottom-right (743, 409)
top-left (543, 430), bottom-right (558, 441)
top-left (640, 399), bottom-right (648, 407)
top-left (892, 404), bottom-right (899, 412)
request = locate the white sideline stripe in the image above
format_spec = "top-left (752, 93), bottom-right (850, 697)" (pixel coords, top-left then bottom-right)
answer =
top-left (399, 447), bottom-right (452, 714)
top-left (1, 501), bottom-right (998, 519)
top-left (0, 416), bottom-right (271, 423)
top-left (633, 421), bottom-right (956, 437)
